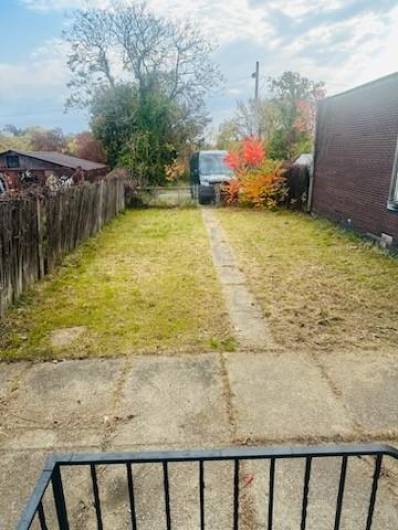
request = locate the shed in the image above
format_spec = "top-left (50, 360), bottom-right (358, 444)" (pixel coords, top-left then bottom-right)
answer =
top-left (0, 149), bottom-right (108, 190)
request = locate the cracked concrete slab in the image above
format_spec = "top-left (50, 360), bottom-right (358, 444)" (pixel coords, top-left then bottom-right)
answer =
top-left (1, 359), bottom-right (125, 449)
top-left (0, 449), bottom-right (50, 530)
top-left (3, 359), bottom-right (123, 428)
top-left (225, 351), bottom-right (354, 441)
top-left (201, 208), bottom-right (274, 350)
top-left (317, 351), bottom-right (398, 434)
top-left (2, 352), bottom-right (398, 528)
top-left (111, 354), bottom-right (232, 447)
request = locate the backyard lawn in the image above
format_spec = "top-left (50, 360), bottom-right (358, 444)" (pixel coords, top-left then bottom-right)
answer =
top-left (0, 209), bottom-right (233, 360)
top-left (217, 208), bottom-right (398, 352)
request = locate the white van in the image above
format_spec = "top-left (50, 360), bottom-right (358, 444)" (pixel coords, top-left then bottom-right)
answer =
top-left (190, 150), bottom-right (233, 204)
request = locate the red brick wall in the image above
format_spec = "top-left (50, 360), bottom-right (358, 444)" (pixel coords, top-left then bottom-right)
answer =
top-left (312, 73), bottom-right (398, 242)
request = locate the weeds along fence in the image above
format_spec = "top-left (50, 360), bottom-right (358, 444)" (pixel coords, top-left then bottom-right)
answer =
top-left (0, 177), bottom-right (125, 318)
top-left (128, 186), bottom-right (197, 208)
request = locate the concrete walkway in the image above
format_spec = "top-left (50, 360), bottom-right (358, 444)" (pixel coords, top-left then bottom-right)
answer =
top-left (202, 208), bottom-right (274, 350)
top-left (1, 351), bottom-right (398, 528)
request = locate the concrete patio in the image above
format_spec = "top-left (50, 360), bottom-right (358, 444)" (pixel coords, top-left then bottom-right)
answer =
top-left (1, 349), bottom-right (398, 528)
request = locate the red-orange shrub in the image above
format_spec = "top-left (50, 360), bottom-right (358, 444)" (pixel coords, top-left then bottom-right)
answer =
top-left (223, 137), bottom-right (286, 208)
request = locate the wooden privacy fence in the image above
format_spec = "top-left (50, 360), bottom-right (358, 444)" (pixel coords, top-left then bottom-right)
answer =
top-left (0, 177), bottom-right (125, 318)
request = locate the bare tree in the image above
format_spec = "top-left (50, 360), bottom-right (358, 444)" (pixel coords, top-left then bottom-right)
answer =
top-left (66, 8), bottom-right (116, 107)
top-left (221, 98), bottom-right (281, 140)
top-left (65, 1), bottom-right (222, 115)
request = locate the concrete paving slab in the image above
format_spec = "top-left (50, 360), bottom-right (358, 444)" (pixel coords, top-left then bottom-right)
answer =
top-left (112, 354), bottom-right (232, 447)
top-left (247, 454), bottom-right (398, 530)
top-left (202, 208), bottom-right (274, 350)
top-left (0, 449), bottom-right (49, 530)
top-left (2, 359), bottom-right (124, 433)
top-left (225, 352), bottom-right (355, 441)
top-left (58, 460), bottom-right (243, 530)
top-left (318, 351), bottom-right (398, 434)
top-left (0, 362), bottom-right (29, 401)
top-left (0, 426), bottom-right (103, 450)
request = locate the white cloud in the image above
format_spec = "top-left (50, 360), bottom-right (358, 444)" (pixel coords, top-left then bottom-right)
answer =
top-left (21, 0), bottom-right (274, 44)
top-left (151, 0), bottom-right (273, 45)
top-left (0, 39), bottom-right (69, 102)
top-left (21, 0), bottom-right (112, 10)
top-left (13, 0), bottom-right (398, 130)
top-left (267, 0), bottom-right (344, 19)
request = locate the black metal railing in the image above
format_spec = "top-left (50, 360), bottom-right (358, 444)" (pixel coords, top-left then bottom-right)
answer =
top-left (17, 444), bottom-right (398, 530)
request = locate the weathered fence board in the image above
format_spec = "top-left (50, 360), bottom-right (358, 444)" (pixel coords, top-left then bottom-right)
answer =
top-left (0, 178), bottom-right (125, 318)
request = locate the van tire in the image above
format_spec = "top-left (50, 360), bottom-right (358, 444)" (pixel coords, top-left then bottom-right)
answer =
top-left (198, 185), bottom-right (215, 205)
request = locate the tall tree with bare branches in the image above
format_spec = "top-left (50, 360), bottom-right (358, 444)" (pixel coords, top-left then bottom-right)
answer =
top-left (65, 2), bottom-right (221, 118)
top-left (65, 2), bottom-right (221, 180)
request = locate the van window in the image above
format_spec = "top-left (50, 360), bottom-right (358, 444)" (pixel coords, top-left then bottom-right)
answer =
top-left (200, 154), bottom-right (232, 176)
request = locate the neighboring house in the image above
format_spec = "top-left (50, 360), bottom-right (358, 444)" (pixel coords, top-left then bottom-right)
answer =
top-left (310, 73), bottom-right (398, 247)
top-left (0, 150), bottom-right (108, 191)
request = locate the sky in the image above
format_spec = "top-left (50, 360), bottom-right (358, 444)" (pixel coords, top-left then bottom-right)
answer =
top-left (0, 0), bottom-right (397, 134)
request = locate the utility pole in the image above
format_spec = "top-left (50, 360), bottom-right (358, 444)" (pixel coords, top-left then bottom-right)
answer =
top-left (251, 61), bottom-right (260, 137)
top-left (252, 61), bottom-right (260, 101)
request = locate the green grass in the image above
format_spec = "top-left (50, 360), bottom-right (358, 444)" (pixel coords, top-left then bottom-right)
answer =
top-left (0, 209), bottom-right (232, 360)
top-left (217, 208), bottom-right (398, 352)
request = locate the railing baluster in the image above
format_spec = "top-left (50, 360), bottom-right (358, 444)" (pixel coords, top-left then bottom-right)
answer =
top-left (366, 455), bottom-right (383, 530)
top-left (163, 461), bottom-right (171, 530)
top-left (17, 444), bottom-right (398, 530)
top-left (51, 465), bottom-right (69, 530)
top-left (37, 501), bottom-right (48, 530)
top-left (90, 464), bottom-right (103, 530)
top-left (301, 457), bottom-right (312, 530)
top-left (199, 460), bottom-right (205, 530)
top-left (233, 459), bottom-right (240, 530)
top-left (334, 456), bottom-right (348, 530)
top-left (268, 458), bottom-right (275, 530)
top-left (126, 463), bottom-right (137, 530)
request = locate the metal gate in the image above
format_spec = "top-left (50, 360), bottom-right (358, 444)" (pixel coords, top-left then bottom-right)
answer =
top-left (18, 444), bottom-right (398, 529)
top-left (131, 186), bottom-right (198, 207)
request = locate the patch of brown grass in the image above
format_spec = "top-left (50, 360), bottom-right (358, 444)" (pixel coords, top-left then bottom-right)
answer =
top-left (217, 208), bottom-right (398, 352)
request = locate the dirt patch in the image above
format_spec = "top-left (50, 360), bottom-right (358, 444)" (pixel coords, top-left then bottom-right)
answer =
top-left (49, 326), bottom-right (87, 348)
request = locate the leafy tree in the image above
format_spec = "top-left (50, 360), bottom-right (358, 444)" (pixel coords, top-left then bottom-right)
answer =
top-left (29, 127), bottom-right (66, 152)
top-left (0, 129), bottom-right (32, 151)
top-left (216, 120), bottom-right (240, 150)
top-left (68, 131), bottom-right (106, 163)
top-left (267, 71), bottom-right (325, 159)
top-left (91, 84), bottom-right (201, 184)
top-left (66, 1), bottom-right (221, 182)
top-left (0, 126), bottom-right (66, 153)
top-left (217, 72), bottom-right (325, 161)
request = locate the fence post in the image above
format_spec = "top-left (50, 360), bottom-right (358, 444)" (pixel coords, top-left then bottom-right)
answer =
top-left (1, 177), bottom-right (124, 319)
top-left (36, 198), bottom-right (45, 279)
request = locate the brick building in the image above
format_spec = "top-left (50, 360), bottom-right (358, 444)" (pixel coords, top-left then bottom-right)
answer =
top-left (310, 73), bottom-right (398, 246)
